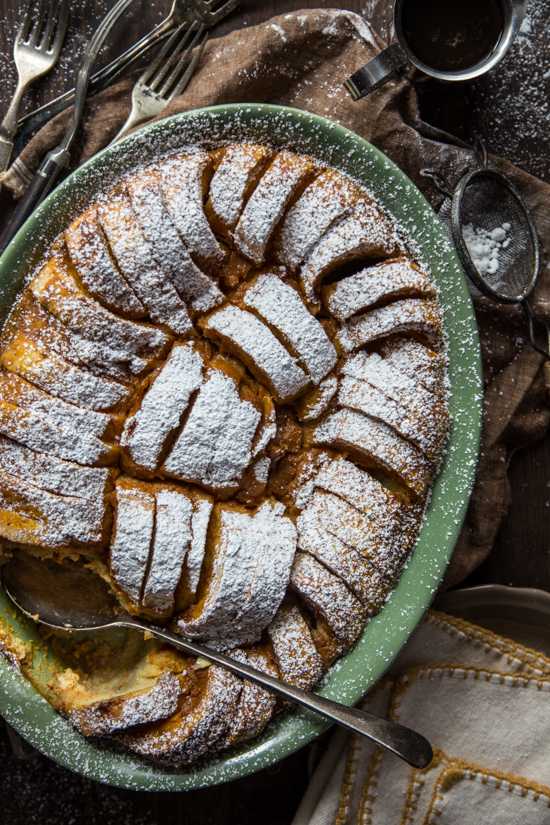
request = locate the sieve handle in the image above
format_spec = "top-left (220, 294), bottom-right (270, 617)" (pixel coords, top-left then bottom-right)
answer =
top-left (523, 300), bottom-right (550, 361)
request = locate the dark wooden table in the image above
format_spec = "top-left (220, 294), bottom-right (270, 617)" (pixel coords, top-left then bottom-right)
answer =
top-left (0, 1), bottom-right (549, 822)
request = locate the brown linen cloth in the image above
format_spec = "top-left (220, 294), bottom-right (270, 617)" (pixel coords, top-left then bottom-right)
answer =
top-left (2, 9), bottom-right (549, 588)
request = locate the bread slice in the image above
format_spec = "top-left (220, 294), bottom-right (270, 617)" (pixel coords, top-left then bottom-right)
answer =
top-left (162, 366), bottom-right (263, 495)
top-left (0, 436), bottom-right (117, 503)
top-left (300, 200), bottom-right (399, 301)
top-left (104, 480), bottom-right (214, 619)
top-left (97, 189), bottom-right (193, 336)
top-left (119, 664), bottom-right (242, 765)
top-left (340, 352), bottom-right (449, 460)
top-left (336, 298), bottom-right (444, 353)
top-left (315, 456), bottom-right (404, 523)
top-left (127, 171), bottom-right (223, 314)
top-left (214, 645), bottom-right (277, 749)
top-left (0, 468), bottom-right (111, 551)
top-left (273, 168), bottom-right (362, 270)
top-left (8, 291), bottom-right (150, 383)
top-left (141, 488), bottom-right (194, 618)
top-left (109, 479), bottom-right (156, 609)
top-left (267, 602), bottom-right (323, 690)
top-left (231, 501), bottom-right (297, 643)
top-left (178, 491), bottom-right (214, 603)
top-left (0, 369), bottom-right (121, 443)
top-left (29, 255), bottom-right (170, 360)
top-left (176, 500), bottom-right (296, 647)
top-left (1, 325), bottom-right (132, 414)
top-left (121, 342), bottom-right (204, 475)
top-left (0, 397), bottom-right (118, 467)
top-left (290, 551), bottom-right (366, 652)
top-left (238, 271), bottom-right (337, 385)
top-left (65, 671), bottom-right (182, 736)
top-left (174, 501), bottom-right (256, 643)
top-left (294, 376), bottom-right (338, 422)
top-left (201, 305), bottom-right (310, 403)
top-left (313, 409), bottom-right (433, 497)
top-left (379, 337), bottom-right (446, 396)
top-left (313, 458), bottom-right (422, 580)
top-left (322, 257), bottom-right (436, 321)
top-left (234, 151), bottom-right (317, 266)
top-left (297, 520), bottom-right (390, 610)
top-left (298, 488), bottom-right (401, 575)
top-left (160, 153), bottom-right (228, 274)
top-left (65, 206), bottom-right (146, 318)
top-left (207, 143), bottom-right (274, 235)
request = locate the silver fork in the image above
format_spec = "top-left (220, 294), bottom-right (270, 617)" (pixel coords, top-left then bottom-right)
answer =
top-left (14, 0), bottom-right (241, 153)
top-left (0, 0), bottom-right (69, 175)
top-left (111, 22), bottom-right (208, 143)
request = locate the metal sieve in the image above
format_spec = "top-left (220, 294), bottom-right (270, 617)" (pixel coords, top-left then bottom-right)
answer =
top-left (421, 137), bottom-right (549, 361)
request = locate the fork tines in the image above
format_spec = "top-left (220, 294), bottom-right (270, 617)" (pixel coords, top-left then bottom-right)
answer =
top-left (143, 22), bottom-right (208, 100)
top-left (19, 0), bottom-right (69, 55)
top-left (201, 0), bottom-right (241, 25)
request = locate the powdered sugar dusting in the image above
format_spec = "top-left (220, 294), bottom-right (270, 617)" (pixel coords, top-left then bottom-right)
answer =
top-left (290, 550), bottom-right (366, 647)
top-left (142, 490), bottom-right (193, 615)
top-left (160, 153), bottom-right (227, 272)
top-left (0, 467), bottom-right (107, 548)
top-left (98, 191), bottom-right (192, 336)
top-left (69, 671), bottom-right (182, 736)
top-left (122, 343), bottom-right (204, 472)
top-left (275, 168), bottom-right (360, 269)
top-left (203, 305), bottom-right (310, 402)
top-left (163, 368), bottom-right (261, 493)
top-left (109, 485), bottom-right (155, 606)
top-left (337, 298), bottom-right (443, 353)
top-left (324, 257), bottom-right (435, 321)
top-left (178, 501), bottom-right (296, 648)
top-left (127, 172), bottom-right (223, 313)
top-left (30, 258), bottom-right (169, 359)
top-left (314, 408), bottom-right (432, 495)
top-left (209, 143), bottom-right (273, 231)
top-left (65, 207), bottom-right (145, 317)
top-left (268, 604), bottom-right (323, 690)
top-left (300, 199), bottom-right (399, 300)
top-left (241, 271), bottom-right (337, 384)
top-left (186, 495), bottom-right (214, 596)
top-left (234, 150), bottom-right (316, 265)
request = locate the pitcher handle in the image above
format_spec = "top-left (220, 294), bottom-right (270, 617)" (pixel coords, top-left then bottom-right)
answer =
top-left (345, 42), bottom-right (408, 100)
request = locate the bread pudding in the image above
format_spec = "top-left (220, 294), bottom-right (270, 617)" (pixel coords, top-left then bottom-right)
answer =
top-left (0, 143), bottom-right (449, 766)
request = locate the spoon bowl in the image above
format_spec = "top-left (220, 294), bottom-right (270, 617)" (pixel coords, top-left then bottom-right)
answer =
top-left (2, 553), bottom-right (121, 630)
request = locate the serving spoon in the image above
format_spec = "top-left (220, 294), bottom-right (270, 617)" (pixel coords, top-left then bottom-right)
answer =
top-left (1, 554), bottom-right (432, 768)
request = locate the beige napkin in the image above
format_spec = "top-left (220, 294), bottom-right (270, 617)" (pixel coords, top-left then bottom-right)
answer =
top-left (292, 609), bottom-right (550, 825)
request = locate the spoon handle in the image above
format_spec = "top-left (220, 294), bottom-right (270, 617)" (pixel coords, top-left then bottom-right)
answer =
top-left (119, 618), bottom-right (432, 768)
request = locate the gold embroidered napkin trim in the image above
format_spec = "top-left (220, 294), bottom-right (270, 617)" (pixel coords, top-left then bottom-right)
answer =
top-left (425, 762), bottom-right (550, 824)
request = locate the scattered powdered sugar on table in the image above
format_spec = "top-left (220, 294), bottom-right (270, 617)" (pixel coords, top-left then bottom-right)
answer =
top-left (462, 222), bottom-right (512, 278)
top-left (470, 0), bottom-right (550, 182)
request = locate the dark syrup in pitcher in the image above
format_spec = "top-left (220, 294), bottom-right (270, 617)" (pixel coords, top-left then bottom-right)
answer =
top-left (400, 0), bottom-right (504, 72)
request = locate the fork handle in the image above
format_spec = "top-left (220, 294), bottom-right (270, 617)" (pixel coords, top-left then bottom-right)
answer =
top-left (0, 148), bottom-right (68, 256)
top-left (0, 82), bottom-right (28, 173)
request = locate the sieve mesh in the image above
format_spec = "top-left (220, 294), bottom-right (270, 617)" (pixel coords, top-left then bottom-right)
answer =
top-left (457, 173), bottom-right (537, 301)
